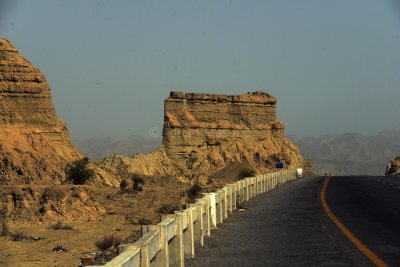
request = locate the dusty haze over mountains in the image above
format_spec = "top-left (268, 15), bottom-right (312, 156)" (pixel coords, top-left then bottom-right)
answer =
top-left (1, 0), bottom-right (400, 140)
top-left (75, 129), bottom-right (400, 176)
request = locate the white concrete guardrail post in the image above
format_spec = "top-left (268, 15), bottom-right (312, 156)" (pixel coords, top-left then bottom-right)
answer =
top-left (228, 184), bottom-right (233, 213)
top-left (222, 187), bottom-right (228, 219)
top-left (254, 177), bottom-right (258, 195)
top-left (216, 190), bottom-right (223, 224)
top-left (245, 179), bottom-right (248, 202)
top-left (271, 173), bottom-right (274, 189)
top-left (238, 180), bottom-right (244, 204)
top-left (261, 175), bottom-right (264, 192)
top-left (264, 174), bottom-right (268, 192)
top-left (129, 230), bottom-right (160, 267)
top-left (207, 192), bottom-right (217, 229)
top-left (231, 183), bottom-right (237, 211)
top-left (249, 177), bottom-right (254, 198)
top-left (184, 207), bottom-right (196, 259)
top-left (148, 217), bottom-right (175, 267)
top-left (244, 179), bottom-right (248, 201)
top-left (171, 212), bottom-right (184, 267)
top-left (270, 174), bottom-right (273, 191)
top-left (253, 177), bottom-right (256, 197)
top-left (194, 200), bottom-right (205, 246)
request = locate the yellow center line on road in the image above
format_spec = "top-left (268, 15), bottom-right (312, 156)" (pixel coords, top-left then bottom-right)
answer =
top-left (320, 176), bottom-right (389, 267)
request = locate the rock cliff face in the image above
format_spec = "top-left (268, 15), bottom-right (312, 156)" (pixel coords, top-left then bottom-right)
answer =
top-left (0, 38), bottom-right (81, 185)
top-left (385, 156), bottom-right (400, 176)
top-left (163, 91), bottom-right (305, 175)
top-left (99, 91), bottom-right (308, 180)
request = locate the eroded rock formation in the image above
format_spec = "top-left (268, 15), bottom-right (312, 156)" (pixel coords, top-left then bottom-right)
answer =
top-left (163, 91), bottom-right (305, 174)
top-left (0, 38), bottom-right (81, 185)
top-left (385, 156), bottom-right (400, 176)
top-left (99, 91), bottom-right (308, 180)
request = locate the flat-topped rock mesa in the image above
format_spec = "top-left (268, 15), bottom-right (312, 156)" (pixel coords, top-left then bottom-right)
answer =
top-left (0, 38), bottom-right (81, 184)
top-left (99, 91), bottom-right (308, 180)
top-left (163, 91), bottom-right (300, 172)
top-left (164, 91), bottom-right (279, 130)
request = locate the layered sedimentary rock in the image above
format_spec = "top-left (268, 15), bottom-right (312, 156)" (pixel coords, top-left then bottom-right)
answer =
top-left (163, 91), bottom-right (305, 174)
top-left (385, 156), bottom-right (400, 176)
top-left (99, 91), bottom-right (308, 180)
top-left (0, 38), bottom-right (81, 185)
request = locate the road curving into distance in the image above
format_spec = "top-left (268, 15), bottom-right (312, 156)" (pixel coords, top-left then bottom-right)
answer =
top-left (186, 176), bottom-right (400, 267)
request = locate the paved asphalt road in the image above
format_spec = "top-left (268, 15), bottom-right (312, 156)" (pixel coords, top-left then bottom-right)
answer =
top-left (186, 176), bottom-right (400, 267)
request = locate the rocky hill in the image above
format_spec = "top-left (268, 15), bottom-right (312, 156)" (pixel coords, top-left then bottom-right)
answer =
top-left (292, 129), bottom-right (400, 175)
top-left (386, 155), bottom-right (400, 176)
top-left (0, 38), bottom-right (81, 185)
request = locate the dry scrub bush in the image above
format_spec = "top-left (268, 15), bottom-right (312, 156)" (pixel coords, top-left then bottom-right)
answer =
top-left (137, 218), bottom-right (152, 225)
top-left (51, 220), bottom-right (73, 230)
top-left (120, 179), bottom-right (128, 191)
top-left (187, 183), bottom-right (202, 201)
top-left (12, 230), bottom-right (28, 241)
top-left (65, 157), bottom-right (94, 185)
top-left (0, 203), bottom-right (9, 236)
top-left (238, 168), bottom-right (255, 180)
top-left (131, 174), bottom-right (144, 192)
top-left (95, 234), bottom-right (122, 251)
top-left (157, 204), bottom-right (179, 214)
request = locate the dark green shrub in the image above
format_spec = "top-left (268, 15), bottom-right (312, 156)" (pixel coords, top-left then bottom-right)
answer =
top-left (65, 157), bottom-right (94, 185)
top-left (238, 168), bottom-right (255, 180)
top-left (187, 183), bottom-right (202, 201)
top-left (120, 179), bottom-right (128, 191)
top-left (12, 230), bottom-right (28, 241)
top-left (157, 204), bottom-right (179, 214)
top-left (51, 220), bottom-right (73, 230)
top-left (131, 174), bottom-right (144, 192)
top-left (0, 204), bottom-right (9, 236)
top-left (137, 218), bottom-right (152, 225)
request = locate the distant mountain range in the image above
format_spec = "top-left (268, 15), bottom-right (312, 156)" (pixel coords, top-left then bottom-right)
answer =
top-left (74, 129), bottom-right (400, 175)
top-left (290, 129), bottom-right (400, 176)
top-left (73, 135), bottom-right (161, 159)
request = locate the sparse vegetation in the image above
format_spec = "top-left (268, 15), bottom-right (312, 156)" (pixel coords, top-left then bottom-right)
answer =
top-left (50, 220), bottom-right (73, 230)
top-left (120, 179), bottom-right (128, 191)
top-left (11, 230), bottom-right (28, 241)
top-left (238, 168), bottom-right (255, 179)
top-left (187, 183), bottom-right (202, 201)
top-left (119, 175), bottom-right (145, 193)
top-left (40, 187), bottom-right (66, 203)
top-left (131, 174), bottom-right (144, 192)
top-left (137, 218), bottom-right (152, 225)
top-left (95, 234), bottom-right (122, 251)
top-left (157, 204), bottom-right (179, 214)
top-left (65, 157), bottom-right (94, 185)
top-left (53, 244), bottom-right (68, 252)
top-left (0, 203), bottom-right (9, 236)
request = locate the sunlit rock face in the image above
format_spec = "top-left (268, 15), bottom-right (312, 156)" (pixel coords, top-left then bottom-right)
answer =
top-left (162, 91), bottom-right (305, 175)
top-left (386, 156), bottom-right (400, 176)
top-left (0, 38), bottom-right (81, 185)
top-left (98, 91), bottom-right (308, 181)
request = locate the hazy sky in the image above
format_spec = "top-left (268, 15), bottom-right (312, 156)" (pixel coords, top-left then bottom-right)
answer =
top-left (1, 0), bottom-right (400, 140)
